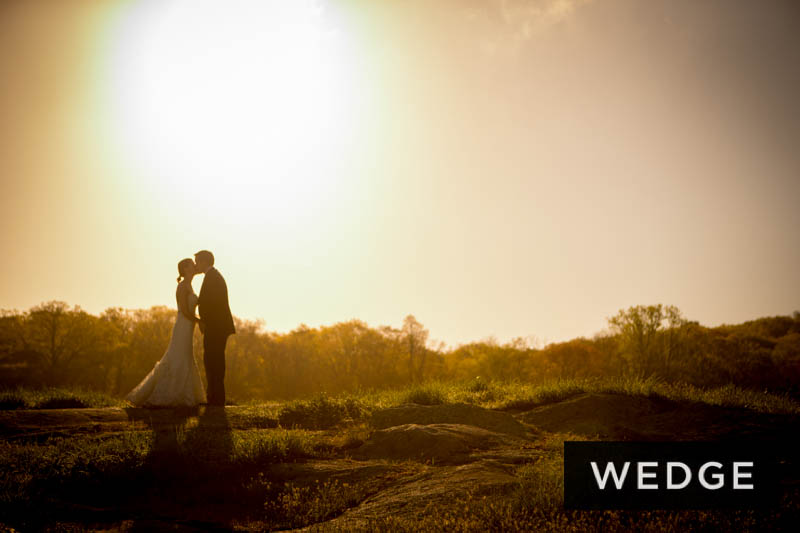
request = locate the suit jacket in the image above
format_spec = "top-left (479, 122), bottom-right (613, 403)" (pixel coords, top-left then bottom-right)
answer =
top-left (198, 267), bottom-right (236, 337)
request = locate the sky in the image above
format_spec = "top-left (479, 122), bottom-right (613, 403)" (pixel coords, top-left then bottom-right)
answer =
top-left (1, 0), bottom-right (799, 348)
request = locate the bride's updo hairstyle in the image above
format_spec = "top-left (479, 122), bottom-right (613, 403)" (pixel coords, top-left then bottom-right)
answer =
top-left (177, 258), bottom-right (194, 283)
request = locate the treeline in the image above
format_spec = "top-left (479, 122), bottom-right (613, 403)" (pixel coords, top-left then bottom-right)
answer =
top-left (1, 302), bottom-right (799, 400)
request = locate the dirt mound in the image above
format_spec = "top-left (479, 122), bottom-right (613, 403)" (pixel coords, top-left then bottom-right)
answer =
top-left (520, 393), bottom-right (798, 440)
top-left (355, 423), bottom-right (516, 463)
top-left (370, 403), bottom-right (532, 438)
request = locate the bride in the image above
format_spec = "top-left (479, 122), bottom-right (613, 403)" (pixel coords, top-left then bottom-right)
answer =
top-left (126, 258), bottom-right (206, 407)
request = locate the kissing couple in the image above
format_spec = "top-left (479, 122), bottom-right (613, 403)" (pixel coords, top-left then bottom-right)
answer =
top-left (126, 250), bottom-right (236, 408)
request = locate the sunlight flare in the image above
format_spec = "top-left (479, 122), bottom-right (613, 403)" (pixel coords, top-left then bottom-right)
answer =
top-left (106, 0), bottom-right (357, 225)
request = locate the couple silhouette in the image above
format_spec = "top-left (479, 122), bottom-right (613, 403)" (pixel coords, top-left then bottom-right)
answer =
top-left (126, 250), bottom-right (235, 408)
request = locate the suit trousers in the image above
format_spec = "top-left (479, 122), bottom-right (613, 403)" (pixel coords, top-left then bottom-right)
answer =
top-left (203, 332), bottom-right (228, 406)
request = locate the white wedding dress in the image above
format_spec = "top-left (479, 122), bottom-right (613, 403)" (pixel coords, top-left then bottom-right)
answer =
top-left (126, 291), bottom-right (206, 407)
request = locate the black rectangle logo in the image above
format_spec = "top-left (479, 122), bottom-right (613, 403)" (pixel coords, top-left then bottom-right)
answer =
top-left (564, 442), bottom-right (779, 509)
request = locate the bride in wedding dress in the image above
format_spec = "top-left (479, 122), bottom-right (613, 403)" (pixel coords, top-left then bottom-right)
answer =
top-left (126, 258), bottom-right (206, 407)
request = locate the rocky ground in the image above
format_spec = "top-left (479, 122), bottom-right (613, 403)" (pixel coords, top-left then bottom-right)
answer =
top-left (1, 393), bottom-right (798, 531)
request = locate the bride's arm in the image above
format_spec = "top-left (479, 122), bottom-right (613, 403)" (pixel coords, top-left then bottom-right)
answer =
top-left (176, 284), bottom-right (200, 323)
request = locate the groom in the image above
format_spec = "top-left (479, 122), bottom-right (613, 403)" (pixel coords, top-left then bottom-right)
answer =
top-left (195, 250), bottom-right (235, 407)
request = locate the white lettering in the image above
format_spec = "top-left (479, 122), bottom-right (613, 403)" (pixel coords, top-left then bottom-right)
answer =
top-left (699, 462), bottom-right (724, 490)
top-left (638, 462), bottom-right (658, 489)
top-left (733, 462), bottom-right (754, 489)
top-left (590, 461), bottom-right (630, 490)
top-left (667, 462), bottom-right (692, 489)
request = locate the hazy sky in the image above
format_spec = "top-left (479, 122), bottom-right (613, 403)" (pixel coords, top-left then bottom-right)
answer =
top-left (1, 0), bottom-right (799, 347)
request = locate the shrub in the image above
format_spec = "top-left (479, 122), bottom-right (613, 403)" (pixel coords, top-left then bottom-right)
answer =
top-left (278, 394), bottom-right (367, 429)
top-left (466, 377), bottom-right (490, 393)
top-left (400, 382), bottom-right (448, 405)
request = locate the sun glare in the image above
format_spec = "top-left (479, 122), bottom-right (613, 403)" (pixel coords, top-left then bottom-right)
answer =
top-left (105, 0), bottom-right (357, 227)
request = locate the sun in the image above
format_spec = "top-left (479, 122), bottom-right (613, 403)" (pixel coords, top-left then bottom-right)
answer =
top-left (104, 0), bottom-right (357, 227)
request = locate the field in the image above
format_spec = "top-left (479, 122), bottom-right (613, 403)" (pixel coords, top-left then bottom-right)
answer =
top-left (1, 379), bottom-right (799, 532)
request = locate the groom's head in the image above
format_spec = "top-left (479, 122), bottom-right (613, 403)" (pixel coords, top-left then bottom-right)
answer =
top-left (194, 250), bottom-right (214, 273)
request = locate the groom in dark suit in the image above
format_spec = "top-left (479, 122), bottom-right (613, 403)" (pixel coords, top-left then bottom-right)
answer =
top-left (195, 250), bottom-right (235, 406)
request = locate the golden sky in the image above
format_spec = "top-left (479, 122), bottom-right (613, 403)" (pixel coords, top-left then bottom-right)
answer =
top-left (1, 0), bottom-right (799, 347)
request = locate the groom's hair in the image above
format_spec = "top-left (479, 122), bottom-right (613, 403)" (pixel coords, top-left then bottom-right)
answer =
top-left (195, 250), bottom-right (214, 266)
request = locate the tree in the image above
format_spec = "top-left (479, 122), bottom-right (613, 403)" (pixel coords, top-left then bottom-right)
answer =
top-left (121, 306), bottom-right (175, 393)
top-left (0, 310), bottom-right (36, 387)
top-left (402, 315), bottom-right (429, 382)
top-left (772, 333), bottom-right (800, 392)
top-left (22, 301), bottom-right (104, 385)
top-left (225, 318), bottom-right (268, 400)
top-left (608, 304), bottom-right (687, 379)
top-left (101, 307), bottom-right (138, 394)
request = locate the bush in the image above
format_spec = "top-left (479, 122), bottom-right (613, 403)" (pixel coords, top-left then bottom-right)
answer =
top-left (466, 377), bottom-right (490, 393)
top-left (278, 394), bottom-right (367, 429)
top-left (400, 382), bottom-right (448, 405)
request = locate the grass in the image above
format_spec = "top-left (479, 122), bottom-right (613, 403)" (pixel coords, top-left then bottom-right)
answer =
top-left (4, 375), bottom-right (796, 415)
top-left (0, 387), bottom-right (126, 410)
top-left (0, 418), bottom-right (374, 531)
top-left (329, 376), bottom-right (800, 415)
top-left (367, 484), bottom-right (789, 532)
top-left (0, 431), bottom-right (152, 520)
top-left (261, 478), bottom-right (371, 529)
top-left (0, 422), bottom-right (320, 531)
top-left (576, 377), bottom-right (800, 414)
